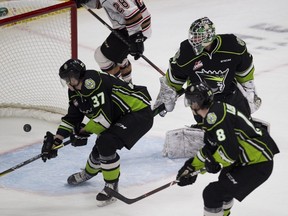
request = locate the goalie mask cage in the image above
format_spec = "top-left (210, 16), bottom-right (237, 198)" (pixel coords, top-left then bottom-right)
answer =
top-left (0, 0), bottom-right (77, 122)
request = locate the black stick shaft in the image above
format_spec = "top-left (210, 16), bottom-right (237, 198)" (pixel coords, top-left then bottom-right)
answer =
top-left (104, 169), bottom-right (205, 204)
top-left (0, 140), bottom-right (71, 177)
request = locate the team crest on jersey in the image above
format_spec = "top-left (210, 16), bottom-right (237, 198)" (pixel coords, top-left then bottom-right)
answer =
top-left (193, 60), bottom-right (203, 70)
top-left (206, 112), bottom-right (217, 124)
top-left (195, 69), bottom-right (229, 93)
top-left (84, 78), bottom-right (95, 89)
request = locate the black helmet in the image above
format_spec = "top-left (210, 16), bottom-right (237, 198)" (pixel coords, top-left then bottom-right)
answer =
top-left (185, 82), bottom-right (214, 109)
top-left (59, 59), bottom-right (86, 82)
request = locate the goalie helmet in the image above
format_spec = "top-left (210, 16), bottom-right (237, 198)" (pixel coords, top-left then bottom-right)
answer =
top-left (188, 17), bottom-right (216, 55)
top-left (185, 82), bottom-right (214, 110)
top-left (59, 59), bottom-right (86, 83)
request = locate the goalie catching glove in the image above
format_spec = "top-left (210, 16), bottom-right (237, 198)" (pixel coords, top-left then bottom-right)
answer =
top-left (176, 157), bottom-right (198, 186)
top-left (41, 131), bottom-right (62, 162)
top-left (153, 76), bottom-right (177, 117)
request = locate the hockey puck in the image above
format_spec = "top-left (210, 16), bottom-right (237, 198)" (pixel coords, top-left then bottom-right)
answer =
top-left (0, 7), bottom-right (8, 17)
top-left (23, 124), bottom-right (32, 132)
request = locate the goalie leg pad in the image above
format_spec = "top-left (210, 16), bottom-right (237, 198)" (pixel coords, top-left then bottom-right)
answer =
top-left (163, 127), bottom-right (205, 159)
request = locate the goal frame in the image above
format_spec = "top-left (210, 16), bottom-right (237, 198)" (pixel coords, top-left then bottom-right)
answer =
top-left (0, 0), bottom-right (78, 58)
top-left (0, 0), bottom-right (78, 122)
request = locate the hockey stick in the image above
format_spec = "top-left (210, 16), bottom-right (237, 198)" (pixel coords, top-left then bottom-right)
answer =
top-left (0, 139), bottom-right (71, 177)
top-left (81, 4), bottom-right (165, 76)
top-left (104, 168), bottom-right (205, 204)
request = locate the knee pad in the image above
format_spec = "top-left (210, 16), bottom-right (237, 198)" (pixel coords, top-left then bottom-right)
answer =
top-left (94, 46), bottom-right (118, 73)
top-left (96, 133), bottom-right (123, 157)
top-left (203, 182), bottom-right (225, 208)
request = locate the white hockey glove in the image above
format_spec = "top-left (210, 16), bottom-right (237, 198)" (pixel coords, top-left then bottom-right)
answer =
top-left (239, 80), bottom-right (262, 113)
top-left (153, 76), bottom-right (177, 117)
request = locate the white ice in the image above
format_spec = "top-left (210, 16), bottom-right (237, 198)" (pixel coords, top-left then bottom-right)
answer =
top-left (1, 0), bottom-right (288, 215)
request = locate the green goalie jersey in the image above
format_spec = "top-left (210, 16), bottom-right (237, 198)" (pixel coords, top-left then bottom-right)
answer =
top-left (191, 102), bottom-right (279, 170)
top-left (56, 70), bottom-right (152, 137)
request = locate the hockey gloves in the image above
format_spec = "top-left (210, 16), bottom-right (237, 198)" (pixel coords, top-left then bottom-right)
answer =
top-left (176, 157), bottom-right (198, 186)
top-left (205, 155), bottom-right (221, 174)
top-left (70, 123), bottom-right (91, 147)
top-left (202, 146), bottom-right (221, 174)
top-left (41, 131), bottom-right (62, 162)
top-left (129, 31), bottom-right (145, 60)
top-left (70, 133), bottom-right (90, 147)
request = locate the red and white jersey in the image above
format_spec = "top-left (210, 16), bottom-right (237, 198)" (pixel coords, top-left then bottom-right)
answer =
top-left (87, 0), bottom-right (152, 38)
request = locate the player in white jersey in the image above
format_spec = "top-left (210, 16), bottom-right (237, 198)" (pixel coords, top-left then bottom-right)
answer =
top-left (75, 0), bottom-right (152, 83)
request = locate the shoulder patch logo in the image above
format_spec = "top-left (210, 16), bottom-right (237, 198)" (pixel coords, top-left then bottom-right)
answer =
top-left (84, 78), bottom-right (95, 90)
top-left (206, 112), bottom-right (217, 124)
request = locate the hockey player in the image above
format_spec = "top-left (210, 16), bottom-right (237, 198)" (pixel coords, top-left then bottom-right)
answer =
top-left (154, 17), bottom-right (261, 122)
top-left (176, 82), bottom-right (279, 216)
top-left (41, 59), bottom-right (154, 206)
top-left (74, 0), bottom-right (152, 83)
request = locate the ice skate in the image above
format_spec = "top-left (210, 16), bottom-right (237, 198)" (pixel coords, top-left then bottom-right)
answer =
top-left (96, 182), bottom-right (118, 207)
top-left (67, 169), bottom-right (97, 185)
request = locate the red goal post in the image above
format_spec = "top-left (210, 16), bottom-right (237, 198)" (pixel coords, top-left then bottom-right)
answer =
top-left (0, 0), bottom-right (77, 122)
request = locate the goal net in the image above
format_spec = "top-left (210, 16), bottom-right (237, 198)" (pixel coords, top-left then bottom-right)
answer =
top-left (0, 0), bottom-right (77, 122)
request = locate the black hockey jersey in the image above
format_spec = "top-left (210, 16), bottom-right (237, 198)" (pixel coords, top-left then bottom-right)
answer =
top-left (57, 70), bottom-right (152, 137)
top-left (191, 101), bottom-right (279, 170)
top-left (167, 34), bottom-right (254, 98)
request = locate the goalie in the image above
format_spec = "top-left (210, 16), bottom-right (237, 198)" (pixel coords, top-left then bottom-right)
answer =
top-left (154, 17), bottom-right (261, 121)
top-left (176, 82), bottom-right (279, 216)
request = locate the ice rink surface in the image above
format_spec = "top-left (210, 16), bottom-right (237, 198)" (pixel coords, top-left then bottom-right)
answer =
top-left (0, 0), bottom-right (288, 215)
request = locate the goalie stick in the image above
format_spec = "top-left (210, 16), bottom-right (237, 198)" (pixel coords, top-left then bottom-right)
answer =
top-left (0, 139), bottom-right (71, 177)
top-left (104, 168), bottom-right (205, 204)
top-left (81, 4), bottom-right (165, 76)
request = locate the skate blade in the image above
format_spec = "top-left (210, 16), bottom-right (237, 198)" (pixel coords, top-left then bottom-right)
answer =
top-left (96, 197), bottom-right (117, 207)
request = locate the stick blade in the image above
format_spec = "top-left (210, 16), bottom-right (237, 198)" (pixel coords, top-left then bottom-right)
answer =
top-left (104, 187), bottom-right (136, 204)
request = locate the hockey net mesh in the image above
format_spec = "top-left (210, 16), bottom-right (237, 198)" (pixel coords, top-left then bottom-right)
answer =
top-left (0, 0), bottom-right (77, 122)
